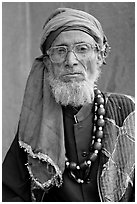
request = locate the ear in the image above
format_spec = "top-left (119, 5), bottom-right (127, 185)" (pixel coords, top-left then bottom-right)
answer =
top-left (96, 52), bottom-right (103, 67)
top-left (43, 56), bottom-right (52, 72)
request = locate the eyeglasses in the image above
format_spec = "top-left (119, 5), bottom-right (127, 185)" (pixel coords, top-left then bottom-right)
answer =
top-left (45, 43), bottom-right (99, 63)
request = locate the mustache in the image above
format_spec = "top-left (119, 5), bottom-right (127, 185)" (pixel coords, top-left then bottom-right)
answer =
top-left (59, 71), bottom-right (86, 81)
top-left (62, 71), bottom-right (85, 75)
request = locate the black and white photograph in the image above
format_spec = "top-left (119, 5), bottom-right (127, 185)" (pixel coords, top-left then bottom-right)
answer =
top-left (2, 2), bottom-right (135, 202)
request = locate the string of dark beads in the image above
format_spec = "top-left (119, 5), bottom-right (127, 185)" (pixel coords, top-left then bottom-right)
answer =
top-left (65, 88), bottom-right (105, 184)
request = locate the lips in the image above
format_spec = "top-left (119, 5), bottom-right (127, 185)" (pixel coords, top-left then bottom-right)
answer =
top-left (60, 72), bottom-right (85, 82)
top-left (63, 72), bottom-right (84, 77)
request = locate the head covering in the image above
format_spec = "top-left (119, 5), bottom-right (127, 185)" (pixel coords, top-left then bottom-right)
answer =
top-left (40, 7), bottom-right (110, 63)
top-left (18, 8), bottom-right (110, 195)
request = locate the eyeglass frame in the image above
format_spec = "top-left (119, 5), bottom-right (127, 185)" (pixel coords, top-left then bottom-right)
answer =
top-left (43, 42), bottom-right (101, 63)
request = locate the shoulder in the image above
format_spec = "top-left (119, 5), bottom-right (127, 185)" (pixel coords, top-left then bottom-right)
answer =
top-left (104, 92), bottom-right (135, 110)
top-left (102, 92), bottom-right (135, 126)
top-left (104, 92), bottom-right (135, 104)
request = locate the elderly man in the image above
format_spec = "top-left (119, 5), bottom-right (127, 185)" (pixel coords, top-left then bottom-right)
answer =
top-left (2, 8), bottom-right (135, 202)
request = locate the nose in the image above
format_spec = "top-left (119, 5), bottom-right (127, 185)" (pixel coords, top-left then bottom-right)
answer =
top-left (64, 51), bottom-right (78, 68)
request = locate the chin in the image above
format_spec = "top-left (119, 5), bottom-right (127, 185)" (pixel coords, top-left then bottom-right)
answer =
top-left (48, 79), bottom-right (94, 107)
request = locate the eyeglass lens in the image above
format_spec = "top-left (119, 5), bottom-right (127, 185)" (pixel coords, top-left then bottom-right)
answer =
top-left (47, 43), bottom-right (96, 63)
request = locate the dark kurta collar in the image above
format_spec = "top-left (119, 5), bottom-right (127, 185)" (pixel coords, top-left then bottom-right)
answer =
top-left (62, 102), bottom-right (94, 122)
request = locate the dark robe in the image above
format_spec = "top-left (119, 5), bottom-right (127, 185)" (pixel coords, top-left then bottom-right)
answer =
top-left (3, 103), bottom-right (100, 202)
top-left (2, 93), bottom-right (135, 202)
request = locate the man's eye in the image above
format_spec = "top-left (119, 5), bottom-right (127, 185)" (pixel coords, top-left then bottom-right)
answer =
top-left (77, 45), bottom-right (89, 53)
top-left (57, 47), bottom-right (66, 54)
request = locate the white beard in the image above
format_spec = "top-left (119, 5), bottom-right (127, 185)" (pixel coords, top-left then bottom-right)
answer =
top-left (47, 70), bottom-right (101, 107)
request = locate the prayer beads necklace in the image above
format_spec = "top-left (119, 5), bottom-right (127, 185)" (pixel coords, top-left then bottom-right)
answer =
top-left (65, 88), bottom-right (105, 184)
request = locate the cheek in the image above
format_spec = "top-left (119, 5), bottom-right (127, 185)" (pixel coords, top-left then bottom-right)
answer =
top-left (51, 63), bottom-right (64, 78)
top-left (81, 58), bottom-right (97, 75)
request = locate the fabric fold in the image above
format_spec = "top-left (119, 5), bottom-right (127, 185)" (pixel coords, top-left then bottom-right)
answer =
top-left (18, 57), bottom-right (65, 189)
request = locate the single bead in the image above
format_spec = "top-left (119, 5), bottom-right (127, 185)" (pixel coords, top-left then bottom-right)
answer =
top-left (93, 125), bottom-right (96, 132)
top-left (96, 130), bottom-right (103, 138)
top-left (95, 105), bottom-right (98, 111)
top-left (92, 136), bottom-right (95, 140)
top-left (100, 104), bottom-right (104, 108)
top-left (87, 160), bottom-right (92, 165)
top-left (77, 179), bottom-right (81, 183)
top-left (89, 152), bottom-right (98, 162)
top-left (91, 140), bottom-right (95, 145)
top-left (69, 162), bottom-right (77, 170)
top-left (94, 102), bottom-right (97, 106)
top-left (97, 94), bottom-right (101, 98)
top-left (97, 118), bottom-right (105, 127)
top-left (94, 142), bottom-right (102, 150)
top-left (94, 115), bottom-right (98, 121)
top-left (97, 107), bottom-right (105, 115)
top-left (99, 115), bottom-right (103, 119)
top-left (92, 136), bottom-right (95, 143)
top-left (65, 161), bottom-right (70, 168)
top-left (81, 180), bottom-right (84, 184)
top-left (97, 138), bottom-right (102, 143)
top-left (96, 97), bottom-right (104, 105)
top-left (76, 165), bottom-right (80, 170)
top-left (94, 89), bottom-right (101, 95)
top-left (94, 150), bottom-right (99, 154)
top-left (99, 127), bottom-right (103, 131)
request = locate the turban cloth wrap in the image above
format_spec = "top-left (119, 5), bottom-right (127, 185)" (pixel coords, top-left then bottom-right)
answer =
top-left (40, 8), bottom-right (109, 64)
top-left (18, 8), bottom-right (109, 194)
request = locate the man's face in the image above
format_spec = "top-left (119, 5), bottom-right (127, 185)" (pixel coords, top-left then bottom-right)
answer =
top-left (48, 30), bottom-right (103, 83)
top-left (45, 30), bottom-right (103, 106)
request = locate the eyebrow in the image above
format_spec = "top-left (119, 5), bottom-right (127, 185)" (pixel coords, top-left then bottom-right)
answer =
top-left (53, 41), bottom-right (89, 47)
